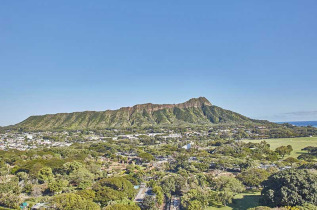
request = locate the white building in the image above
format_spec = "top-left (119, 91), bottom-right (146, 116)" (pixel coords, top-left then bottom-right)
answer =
top-left (182, 142), bottom-right (193, 150)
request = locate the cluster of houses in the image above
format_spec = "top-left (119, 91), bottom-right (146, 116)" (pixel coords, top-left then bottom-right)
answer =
top-left (0, 132), bottom-right (72, 151)
top-left (0, 124), bottom-right (268, 151)
top-left (0, 130), bottom-right (186, 151)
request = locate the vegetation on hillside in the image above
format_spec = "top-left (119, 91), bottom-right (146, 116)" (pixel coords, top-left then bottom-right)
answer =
top-left (9, 97), bottom-right (268, 131)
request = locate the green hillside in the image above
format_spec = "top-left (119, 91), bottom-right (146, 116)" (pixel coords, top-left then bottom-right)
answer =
top-left (11, 97), bottom-right (264, 131)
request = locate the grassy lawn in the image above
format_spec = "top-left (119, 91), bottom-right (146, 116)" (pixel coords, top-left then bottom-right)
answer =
top-left (206, 192), bottom-right (261, 210)
top-left (242, 137), bottom-right (317, 158)
top-left (205, 137), bottom-right (317, 210)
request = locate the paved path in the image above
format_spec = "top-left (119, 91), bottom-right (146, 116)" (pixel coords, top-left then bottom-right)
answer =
top-left (170, 196), bottom-right (180, 210)
top-left (134, 183), bottom-right (150, 203)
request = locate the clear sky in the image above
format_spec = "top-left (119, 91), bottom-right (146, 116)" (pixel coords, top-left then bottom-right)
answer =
top-left (1, 0), bottom-right (317, 126)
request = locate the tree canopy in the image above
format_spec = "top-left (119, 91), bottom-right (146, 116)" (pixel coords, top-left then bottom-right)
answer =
top-left (261, 169), bottom-right (317, 207)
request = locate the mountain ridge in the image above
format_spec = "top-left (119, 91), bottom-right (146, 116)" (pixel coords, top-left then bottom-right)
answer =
top-left (10, 97), bottom-right (266, 131)
top-left (118, 97), bottom-right (212, 113)
top-left (24, 97), bottom-right (212, 117)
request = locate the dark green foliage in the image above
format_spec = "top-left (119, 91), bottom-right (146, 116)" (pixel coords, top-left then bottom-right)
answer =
top-left (211, 176), bottom-right (245, 194)
top-left (123, 174), bottom-right (140, 186)
top-left (92, 177), bottom-right (135, 206)
top-left (104, 203), bottom-right (140, 210)
top-left (214, 141), bottom-right (273, 161)
top-left (89, 143), bottom-right (118, 154)
top-left (261, 169), bottom-right (317, 207)
top-left (275, 145), bottom-right (293, 158)
top-left (152, 185), bottom-right (164, 205)
top-left (161, 175), bottom-right (185, 198)
top-left (52, 193), bottom-right (100, 210)
top-left (181, 189), bottom-right (210, 210)
top-left (298, 146), bottom-right (317, 160)
top-left (138, 152), bottom-right (154, 163)
top-left (76, 189), bottom-right (96, 201)
top-left (237, 168), bottom-right (270, 187)
top-left (12, 158), bottom-right (65, 177)
top-left (38, 167), bottom-right (53, 183)
top-left (266, 125), bottom-right (317, 138)
top-left (48, 179), bottom-right (68, 194)
top-left (0, 177), bottom-right (19, 194)
top-left (141, 195), bottom-right (156, 210)
top-left (298, 162), bottom-right (317, 169)
top-left (0, 193), bottom-right (21, 209)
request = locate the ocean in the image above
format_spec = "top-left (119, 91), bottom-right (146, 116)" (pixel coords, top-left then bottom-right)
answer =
top-left (277, 121), bottom-right (317, 128)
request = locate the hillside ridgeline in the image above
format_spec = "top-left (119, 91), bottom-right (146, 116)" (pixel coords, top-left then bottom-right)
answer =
top-left (12, 97), bottom-right (265, 130)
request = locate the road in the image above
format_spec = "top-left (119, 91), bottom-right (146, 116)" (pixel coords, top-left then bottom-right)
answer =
top-left (134, 183), bottom-right (150, 203)
top-left (170, 196), bottom-right (180, 210)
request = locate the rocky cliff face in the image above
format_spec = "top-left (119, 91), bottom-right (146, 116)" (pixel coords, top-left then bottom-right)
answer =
top-left (179, 97), bottom-right (212, 108)
top-left (12, 97), bottom-right (260, 131)
top-left (120, 97), bottom-right (212, 113)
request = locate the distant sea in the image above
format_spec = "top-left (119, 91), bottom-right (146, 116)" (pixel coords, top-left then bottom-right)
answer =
top-left (277, 121), bottom-right (317, 128)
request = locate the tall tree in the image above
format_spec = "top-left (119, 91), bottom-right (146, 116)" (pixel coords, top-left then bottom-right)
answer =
top-left (261, 169), bottom-right (317, 207)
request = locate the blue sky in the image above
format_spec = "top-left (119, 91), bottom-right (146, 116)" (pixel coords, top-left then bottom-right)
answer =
top-left (1, 0), bottom-right (317, 126)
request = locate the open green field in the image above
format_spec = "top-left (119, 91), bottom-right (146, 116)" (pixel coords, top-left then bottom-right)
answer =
top-left (242, 137), bottom-right (317, 158)
top-left (206, 192), bottom-right (261, 210)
